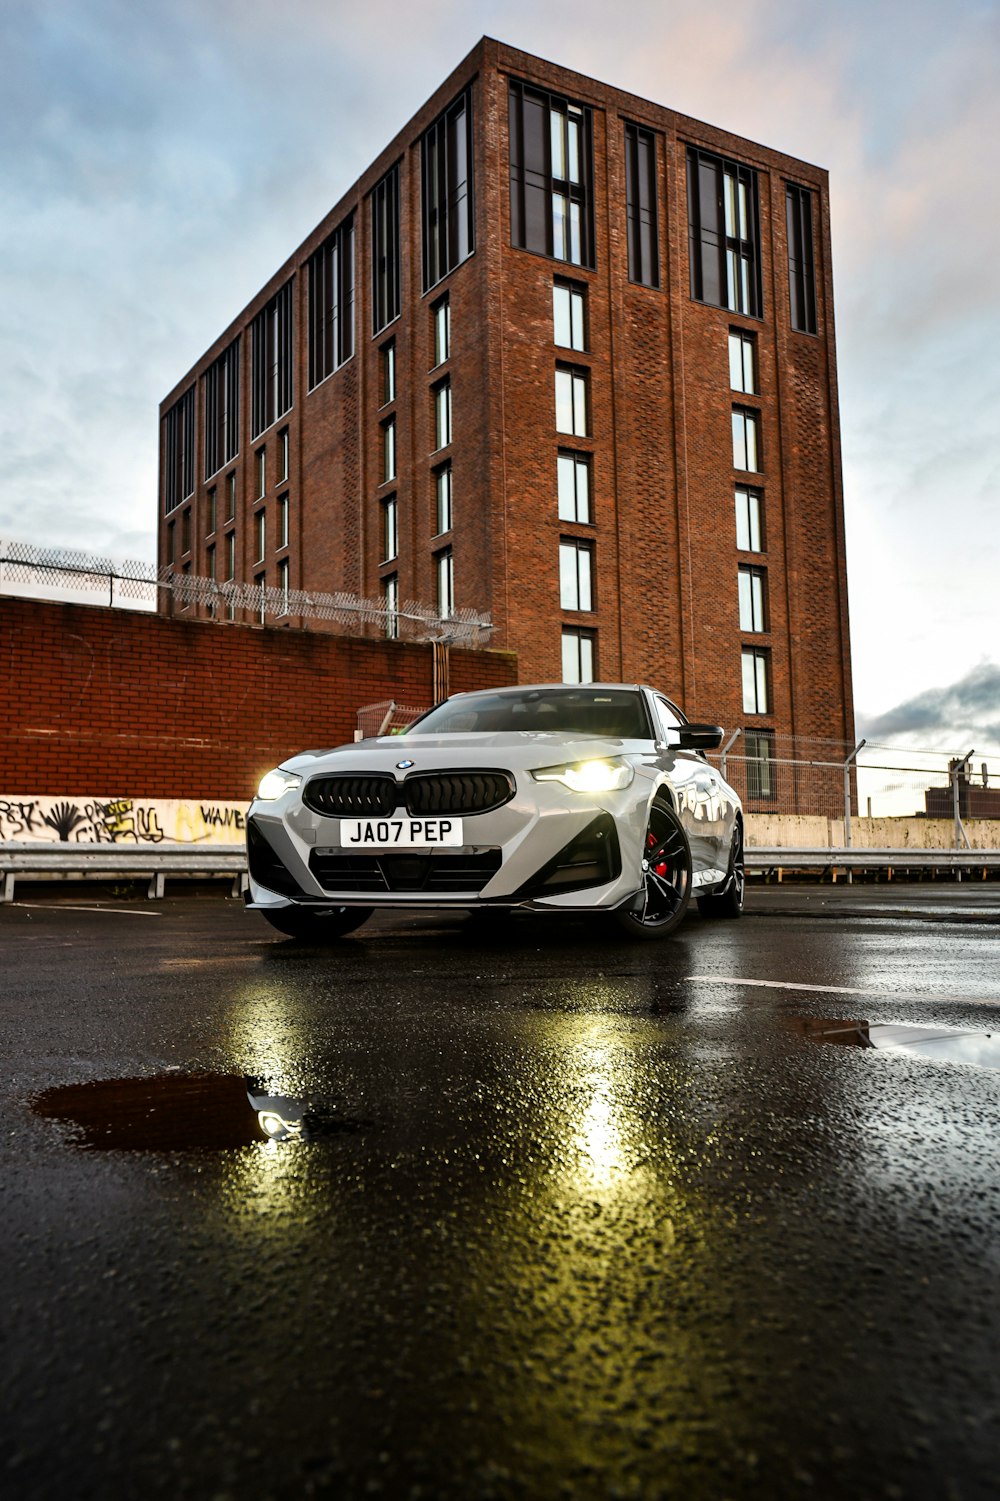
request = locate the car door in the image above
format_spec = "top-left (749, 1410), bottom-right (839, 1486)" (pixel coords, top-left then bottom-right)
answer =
top-left (651, 695), bottom-right (727, 880)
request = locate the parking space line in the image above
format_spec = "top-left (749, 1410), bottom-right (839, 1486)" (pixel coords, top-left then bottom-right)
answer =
top-left (11, 903), bottom-right (163, 918)
top-left (685, 975), bottom-right (1000, 1007)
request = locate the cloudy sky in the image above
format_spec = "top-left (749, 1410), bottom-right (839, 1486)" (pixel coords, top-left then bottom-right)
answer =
top-left (2, 0), bottom-right (997, 747)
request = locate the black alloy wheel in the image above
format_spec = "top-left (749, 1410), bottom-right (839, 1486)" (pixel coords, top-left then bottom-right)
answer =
top-left (697, 820), bottom-right (745, 919)
top-left (260, 905), bottom-right (373, 940)
top-left (615, 799), bottom-right (692, 940)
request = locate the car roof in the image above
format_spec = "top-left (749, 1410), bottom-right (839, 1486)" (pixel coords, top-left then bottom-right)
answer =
top-left (449, 682), bottom-right (654, 698)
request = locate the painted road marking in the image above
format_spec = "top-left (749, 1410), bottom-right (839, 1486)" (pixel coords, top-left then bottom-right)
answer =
top-left (11, 903), bottom-right (163, 918)
top-left (685, 975), bottom-right (1000, 1007)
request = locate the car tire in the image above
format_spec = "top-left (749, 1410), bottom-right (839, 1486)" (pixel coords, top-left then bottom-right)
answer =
top-left (260, 905), bottom-right (373, 940)
top-left (614, 798), bottom-right (692, 940)
top-left (696, 821), bottom-right (745, 920)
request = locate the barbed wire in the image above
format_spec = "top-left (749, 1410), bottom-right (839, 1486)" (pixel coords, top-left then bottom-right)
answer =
top-left (0, 537), bottom-right (492, 646)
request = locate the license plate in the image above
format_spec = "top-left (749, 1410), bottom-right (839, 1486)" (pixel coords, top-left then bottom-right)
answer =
top-left (337, 817), bottom-right (464, 848)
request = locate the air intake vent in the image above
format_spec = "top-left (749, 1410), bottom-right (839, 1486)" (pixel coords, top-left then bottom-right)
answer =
top-left (303, 775), bottom-right (398, 818)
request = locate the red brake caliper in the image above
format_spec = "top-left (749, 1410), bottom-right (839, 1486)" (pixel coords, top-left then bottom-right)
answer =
top-left (647, 831), bottom-right (668, 878)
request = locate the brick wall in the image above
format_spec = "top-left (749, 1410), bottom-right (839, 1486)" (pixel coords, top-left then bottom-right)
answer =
top-left (0, 598), bottom-right (516, 799)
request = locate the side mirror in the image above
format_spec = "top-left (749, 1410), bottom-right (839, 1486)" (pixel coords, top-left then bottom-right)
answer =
top-left (676, 723), bottom-right (724, 751)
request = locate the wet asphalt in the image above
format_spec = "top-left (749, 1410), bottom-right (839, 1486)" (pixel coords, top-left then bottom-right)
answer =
top-left (2, 885), bottom-right (1000, 1501)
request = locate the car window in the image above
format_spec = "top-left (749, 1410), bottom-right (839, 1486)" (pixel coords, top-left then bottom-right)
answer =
top-left (653, 696), bottom-right (685, 742)
top-left (407, 689), bottom-right (652, 738)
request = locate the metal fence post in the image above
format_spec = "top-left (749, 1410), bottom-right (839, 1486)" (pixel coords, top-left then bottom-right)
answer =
top-left (952, 750), bottom-right (974, 865)
top-left (842, 740), bottom-right (866, 884)
top-left (720, 729), bottom-right (741, 784)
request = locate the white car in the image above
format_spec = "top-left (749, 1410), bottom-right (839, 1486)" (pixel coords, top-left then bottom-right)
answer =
top-left (246, 683), bottom-right (744, 941)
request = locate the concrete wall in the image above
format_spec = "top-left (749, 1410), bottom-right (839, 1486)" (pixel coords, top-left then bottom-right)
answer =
top-left (746, 814), bottom-right (1000, 851)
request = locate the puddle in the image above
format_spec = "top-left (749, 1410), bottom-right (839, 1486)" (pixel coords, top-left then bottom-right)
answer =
top-left (789, 1017), bottom-right (1000, 1070)
top-left (32, 1073), bottom-right (365, 1151)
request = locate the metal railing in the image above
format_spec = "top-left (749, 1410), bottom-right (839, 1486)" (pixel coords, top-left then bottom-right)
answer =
top-left (0, 537), bottom-right (492, 646)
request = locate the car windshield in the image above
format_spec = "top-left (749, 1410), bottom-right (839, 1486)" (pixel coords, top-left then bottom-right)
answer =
top-left (406, 688), bottom-right (652, 739)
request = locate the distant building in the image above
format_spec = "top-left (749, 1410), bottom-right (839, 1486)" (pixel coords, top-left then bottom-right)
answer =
top-left (158, 35), bottom-right (855, 761)
top-left (925, 762), bottom-right (1000, 820)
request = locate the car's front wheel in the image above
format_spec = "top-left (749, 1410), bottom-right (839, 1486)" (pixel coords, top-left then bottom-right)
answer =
top-left (614, 799), bottom-right (692, 940)
top-left (697, 820), bottom-right (745, 919)
top-left (260, 905), bottom-right (373, 941)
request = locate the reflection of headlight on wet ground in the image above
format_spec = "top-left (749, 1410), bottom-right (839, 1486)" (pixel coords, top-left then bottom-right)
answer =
top-left (257, 1110), bottom-right (304, 1140)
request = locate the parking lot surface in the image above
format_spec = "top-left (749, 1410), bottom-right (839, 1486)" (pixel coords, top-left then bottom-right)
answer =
top-left (2, 886), bottom-right (1000, 1500)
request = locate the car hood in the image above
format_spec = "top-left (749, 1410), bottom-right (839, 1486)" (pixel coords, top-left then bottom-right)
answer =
top-left (280, 732), bottom-right (649, 776)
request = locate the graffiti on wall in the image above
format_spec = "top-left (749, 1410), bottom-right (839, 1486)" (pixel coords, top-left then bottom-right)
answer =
top-left (0, 797), bottom-right (247, 846)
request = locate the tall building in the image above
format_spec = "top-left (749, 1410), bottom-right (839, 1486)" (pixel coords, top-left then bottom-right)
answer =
top-left (158, 36), bottom-right (854, 757)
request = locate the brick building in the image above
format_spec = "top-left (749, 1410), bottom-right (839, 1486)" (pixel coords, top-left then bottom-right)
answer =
top-left (158, 36), bottom-right (855, 766)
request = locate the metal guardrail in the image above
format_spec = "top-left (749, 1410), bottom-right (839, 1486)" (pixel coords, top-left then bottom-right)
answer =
top-left (746, 847), bottom-right (1000, 879)
top-left (0, 843), bottom-right (247, 902)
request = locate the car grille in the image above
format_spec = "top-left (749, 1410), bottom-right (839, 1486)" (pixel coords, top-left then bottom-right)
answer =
top-left (308, 849), bottom-right (503, 894)
top-left (302, 770), bottom-right (515, 818)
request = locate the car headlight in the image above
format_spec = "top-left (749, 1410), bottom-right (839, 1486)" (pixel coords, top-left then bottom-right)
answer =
top-left (255, 768), bottom-right (302, 801)
top-left (531, 757), bottom-right (635, 794)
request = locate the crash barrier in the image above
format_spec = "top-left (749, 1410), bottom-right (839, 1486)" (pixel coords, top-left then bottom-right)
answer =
top-left (745, 847), bottom-right (1000, 881)
top-left (3, 840), bottom-right (999, 905)
top-left (0, 843), bottom-right (247, 903)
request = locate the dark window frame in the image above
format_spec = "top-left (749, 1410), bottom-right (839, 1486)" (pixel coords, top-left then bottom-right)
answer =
top-left (786, 183), bottom-right (817, 334)
top-left (163, 387), bottom-right (195, 515)
top-left (203, 337), bottom-right (240, 481)
top-left (252, 280), bottom-right (294, 439)
top-left (308, 217), bottom-right (355, 391)
top-left (687, 146), bottom-right (763, 318)
top-left (624, 122), bottom-right (660, 287)
top-left (371, 165), bottom-right (401, 335)
top-left (422, 89), bottom-right (474, 293)
top-left (509, 78), bottom-right (595, 269)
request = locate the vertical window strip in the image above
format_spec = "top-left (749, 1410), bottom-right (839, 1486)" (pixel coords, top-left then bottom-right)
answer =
top-left (252, 280), bottom-right (294, 438)
top-left (163, 388), bottom-right (195, 514)
top-left (372, 166), bottom-right (400, 335)
top-left (203, 338), bottom-right (240, 479)
top-left (508, 79), bottom-right (594, 268)
top-left (738, 566), bottom-right (767, 632)
top-left (422, 90), bottom-right (474, 292)
top-left (625, 123), bottom-right (659, 287)
top-left (786, 184), bottom-right (817, 334)
top-left (308, 217), bottom-right (355, 391)
top-left (735, 487), bottom-right (763, 553)
top-left (559, 540), bottom-right (593, 611)
top-left (561, 629), bottom-right (595, 684)
top-left (435, 464), bottom-right (453, 534)
top-left (436, 550), bottom-right (454, 618)
top-left (687, 147), bottom-right (762, 317)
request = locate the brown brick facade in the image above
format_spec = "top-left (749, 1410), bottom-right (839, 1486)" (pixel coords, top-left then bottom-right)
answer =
top-left (158, 37), bottom-right (854, 754)
top-left (0, 598), bottom-right (515, 800)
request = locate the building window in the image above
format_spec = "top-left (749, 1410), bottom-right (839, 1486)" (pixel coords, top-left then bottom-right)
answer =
top-left (738, 565), bottom-right (767, 632)
top-left (163, 387), bottom-right (195, 514)
top-left (624, 122), bottom-right (659, 287)
top-left (434, 380), bottom-right (452, 450)
top-left (553, 279), bottom-right (586, 350)
top-left (732, 407), bottom-right (760, 472)
top-left (432, 296), bottom-right (450, 367)
top-left (207, 543), bottom-right (216, 580)
top-left (562, 628), bottom-right (595, 684)
top-left (206, 486), bottom-right (217, 536)
top-left (381, 341), bottom-right (396, 406)
top-left (687, 147), bottom-right (762, 318)
top-left (278, 558), bottom-right (289, 617)
top-left (309, 217), bottom-right (354, 390)
top-left (436, 549), bottom-right (454, 619)
top-left (422, 89), bottom-right (474, 292)
top-left (509, 80), bottom-right (594, 268)
top-left (729, 330), bottom-right (756, 394)
top-left (435, 463), bottom-right (453, 534)
top-left (382, 419), bottom-right (396, 484)
top-left (278, 493), bottom-right (289, 549)
top-left (225, 531), bottom-right (236, 580)
top-left (786, 184), bottom-right (817, 335)
top-left (255, 572), bottom-right (266, 626)
top-left (371, 165), bottom-right (400, 335)
top-left (277, 427), bottom-right (289, 483)
top-left (745, 729), bottom-right (776, 800)
top-left (555, 365), bottom-right (588, 436)
top-left (557, 451), bottom-right (591, 524)
top-left (382, 496), bottom-right (398, 561)
top-left (166, 520), bottom-right (175, 565)
top-left (226, 471), bottom-right (236, 521)
top-left (181, 507), bottom-right (191, 556)
top-left (203, 337), bottom-right (240, 480)
top-left (251, 280), bottom-right (294, 438)
top-left (742, 648), bottom-right (770, 715)
top-left (383, 573), bottom-right (399, 639)
top-left (735, 486), bottom-right (763, 552)
top-left (256, 446), bottom-right (266, 499)
top-left (559, 539), bottom-right (593, 612)
top-left (255, 509), bottom-right (266, 563)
